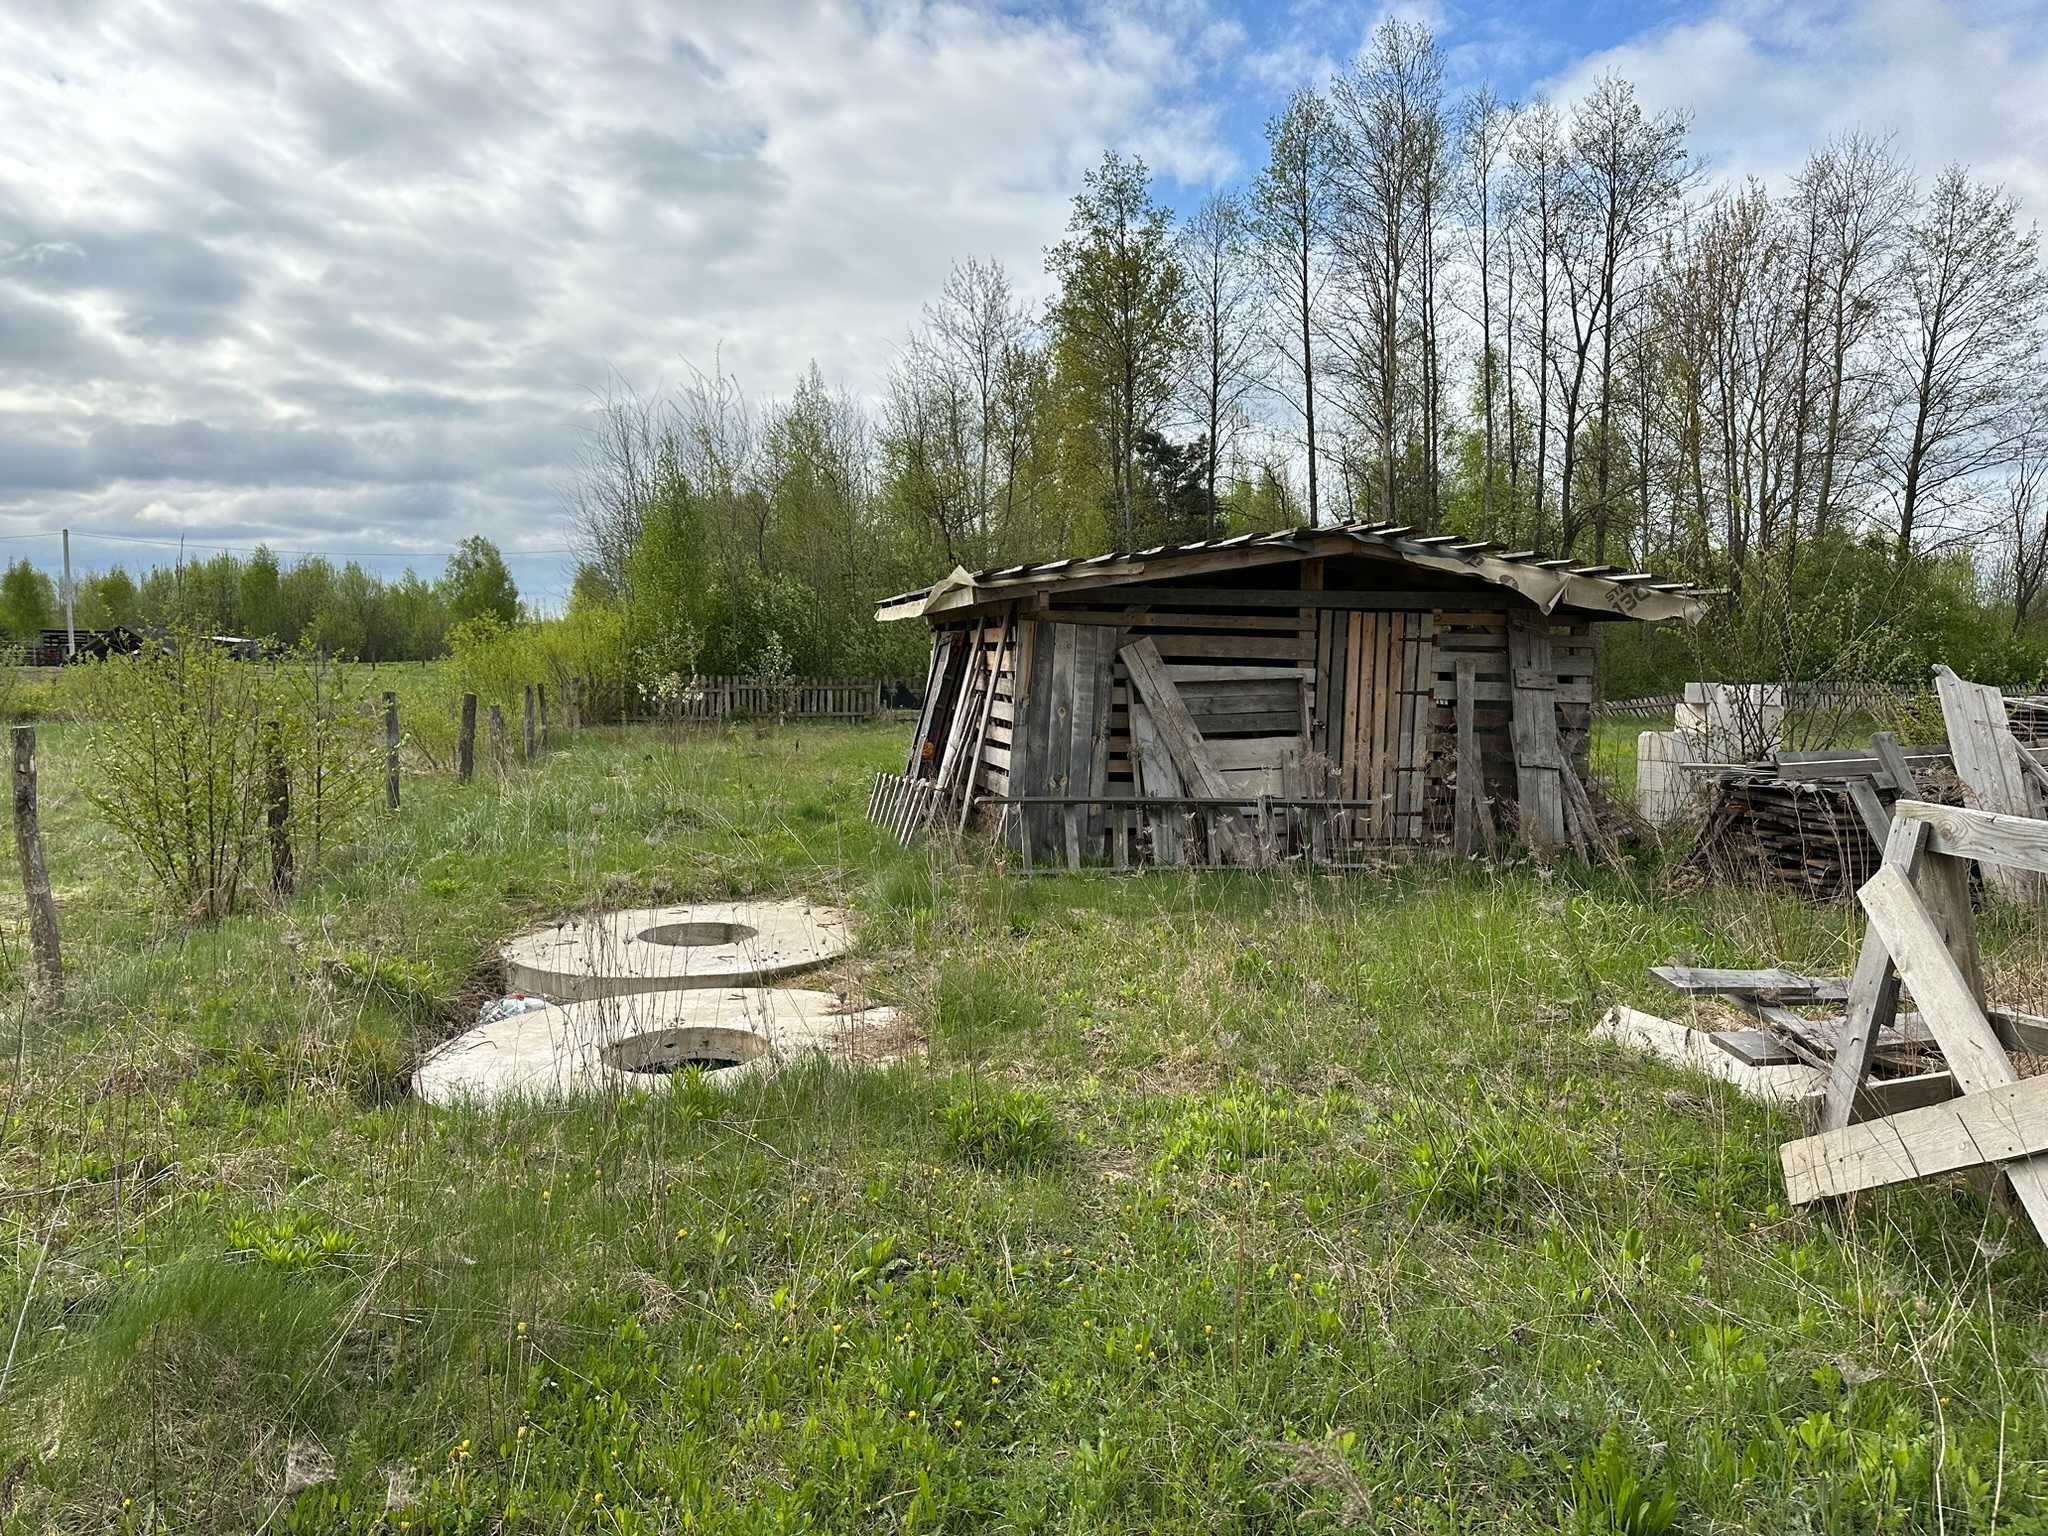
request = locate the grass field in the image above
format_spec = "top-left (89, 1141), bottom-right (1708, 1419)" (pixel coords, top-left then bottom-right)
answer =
top-left (4, 718), bottom-right (2047, 1533)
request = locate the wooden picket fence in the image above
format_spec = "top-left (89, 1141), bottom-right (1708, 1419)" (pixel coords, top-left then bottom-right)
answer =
top-left (636, 676), bottom-right (888, 724)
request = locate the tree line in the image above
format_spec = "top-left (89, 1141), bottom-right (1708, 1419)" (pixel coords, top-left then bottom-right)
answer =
top-left (569, 18), bottom-right (2048, 693)
top-left (0, 537), bottom-right (521, 662)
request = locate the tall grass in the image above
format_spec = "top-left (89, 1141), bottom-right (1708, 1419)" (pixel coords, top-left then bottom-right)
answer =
top-left (1, 720), bottom-right (2043, 1530)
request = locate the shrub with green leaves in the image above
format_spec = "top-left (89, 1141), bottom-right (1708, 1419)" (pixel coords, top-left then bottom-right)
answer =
top-left (80, 632), bottom-right (380, 919)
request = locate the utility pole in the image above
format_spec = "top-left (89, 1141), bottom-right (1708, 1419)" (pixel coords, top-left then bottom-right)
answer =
top-left (62, 529), bottom-right (75, 657)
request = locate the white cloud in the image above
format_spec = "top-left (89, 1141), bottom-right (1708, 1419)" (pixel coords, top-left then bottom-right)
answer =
top-left (1544, 0), bottom-right (2048, 221)
top-left (0, 0), bottom-right (1235, 584)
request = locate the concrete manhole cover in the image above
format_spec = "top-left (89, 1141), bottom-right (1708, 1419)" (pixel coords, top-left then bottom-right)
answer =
top-left (413, 987), bottom-right (902, 1106)
top-left (501, 901), bottom-right (849, 1001)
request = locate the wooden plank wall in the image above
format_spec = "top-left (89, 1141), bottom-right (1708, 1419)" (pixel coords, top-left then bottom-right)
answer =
top-left (926, 580), bottom-right (1597, 859)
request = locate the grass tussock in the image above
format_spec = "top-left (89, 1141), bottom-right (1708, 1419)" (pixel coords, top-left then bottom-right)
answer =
top-left (0, 718), bottom-right (2045, 1530)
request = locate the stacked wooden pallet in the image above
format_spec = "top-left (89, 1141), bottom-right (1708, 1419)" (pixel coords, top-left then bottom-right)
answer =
top-left (1684, 771), bottom-right (1878, 900)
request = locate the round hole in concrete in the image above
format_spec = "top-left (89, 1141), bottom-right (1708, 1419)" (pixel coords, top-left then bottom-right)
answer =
top-left (635, 920), bottom-right (759, 948)
top-left (602, 1025), bottom-right (769, 1077)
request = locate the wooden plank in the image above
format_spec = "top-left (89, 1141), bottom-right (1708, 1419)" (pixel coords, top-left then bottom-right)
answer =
top-left (1144, 632), bottom-right (1314, 661)
top-left (1453, 656), bottom-right (1485, 857)
top-left (1856, 863), bottom-right (2048, 1237)
top-left (1506, 611), bottom-right (1565, 850)
top-left (1872, 731), bottom-right (1920, 797)
top-left (1129, 698), bottom-right (1183, 865)
top-left (1784, 1073), bottom-right (2048, 1205)
top-left (1119, 638), bottom-right (1248, 862)
top-left (1433, 678), bottom-right (1596, 705)
top-left (1649, 966), bottom-right (1849, 1001)
top-left (1407, 611), bottom-right (1436, 841)
top-left (1935, 665), bottom-right (2042, 901)
top-left (1845, 777), bottom-right (1891, 845)
top-left (1890, 800), bottom-right (2048, 879)
top-left (1712, 1029), bottom-right (1801, 1067)
top-left (1373, 611), bottom-right (1396, 838)
top-left (1342, 613), bottom-right (1363, 828)
top-left (1820, 817), bottom-right (1930, 1131)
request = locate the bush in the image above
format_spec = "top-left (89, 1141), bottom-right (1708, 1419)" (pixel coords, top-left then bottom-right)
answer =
top-left (80, 634), bottom-right (381, 920)
top-left (941, 1088), bottom-right (1061, 1170)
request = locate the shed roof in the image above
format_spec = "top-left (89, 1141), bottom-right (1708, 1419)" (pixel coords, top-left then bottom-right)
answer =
top-left (875, 520), bottom-right (1710, 626)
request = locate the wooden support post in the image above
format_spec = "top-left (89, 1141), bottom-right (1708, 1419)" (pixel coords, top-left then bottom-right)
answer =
top-left (538, 683), bottom-right (551, 751)
top-left (11, 726), bottom-right (60, 1003)
top-left (489, 704), bottom-right (508, 771)
top-left (522, 685), bottom-right (537, 762)
top-left (383, 691), bottom-right (400, 810)
top-left (1819, 817), bottom-right (1927, 1131)
top-left (265, 718), bottom-right (294, 897)
top-left (457, 692), bottom-right (477, 784)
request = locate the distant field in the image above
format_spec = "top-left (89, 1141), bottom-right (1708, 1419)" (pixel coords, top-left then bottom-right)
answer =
top-left (3, 720), bottom-right (2044, 1530)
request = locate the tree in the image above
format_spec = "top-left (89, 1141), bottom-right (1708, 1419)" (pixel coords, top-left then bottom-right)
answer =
top-left (1567, 75), bottom-right (1690, 560)
top-left (440, 536), bottom-right (520, 625)
top-left (0, 560), bottom-right (54, 644)
top-left (1252, 89), bottom-right (1338, 527)
top-left (1047, 151), bottom-right (1192, 547)
top-left (240, 545), bottom-right (287, 641)
top-left (1328, 17), bottom-right (1446, 521)
top-left (1885, 165), bottom-right (2048, 559)
top-left (1455, 87), bottom-right (1515, 535)
top-left (1177, 193), bottom-right (1264, 531)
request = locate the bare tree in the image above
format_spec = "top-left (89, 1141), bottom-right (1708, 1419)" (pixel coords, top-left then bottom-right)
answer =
top-left (1328, 17), bottom-right (1445, 520)
top-left (1455, 87), bottom-right (1514, 534)
top-left (569, 375), bottom-right (670, 600)
top-left (1790, 132), bottom-right (1912, 538)
top-left (2004, 441), bottom-right (2048, 632)
top-left (1567, 76), bottom-right (1690, 561)
top-left (1885, 165), bottom-right (2048, 558)
top-left (1252, 89), bottom-right (1338, 527)
top-left (1509, 100), bottom-right (1566, 549)
top-left (1178, 192), bottom-right (1265, 531)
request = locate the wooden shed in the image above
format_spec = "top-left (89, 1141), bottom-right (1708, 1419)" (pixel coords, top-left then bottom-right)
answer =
top-left (873, 521), bottom-right (1707, 865)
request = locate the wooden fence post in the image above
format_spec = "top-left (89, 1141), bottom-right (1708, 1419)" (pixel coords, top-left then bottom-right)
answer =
top-left (383, 691), bottom-right (400, 809)
top-left (10, 726), bottom-right (61, 1004)
top-left (457, 692), bottom-right (477, 784)
top-left (266, 718), bottom-right (293, 897)
top-left (489, 704), bottom-right (507, 772)
top-left (538, 683), bottom-right (550, 751)
top-left (523, 685), bottom-right (537, 762)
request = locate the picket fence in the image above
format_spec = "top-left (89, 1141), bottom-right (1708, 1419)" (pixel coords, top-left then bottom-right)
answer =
top-left (1591, 682), bottom-right (2030, 722)
top-left (635, 675), bottom-right (891, 723)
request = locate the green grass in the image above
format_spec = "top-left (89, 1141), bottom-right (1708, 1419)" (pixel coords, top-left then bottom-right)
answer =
top-left (3, 720), bottom-right (2046, 1532)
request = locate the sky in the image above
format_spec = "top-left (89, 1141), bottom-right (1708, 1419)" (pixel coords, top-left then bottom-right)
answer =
top-left (3, 0), bottom-right (2046, 608)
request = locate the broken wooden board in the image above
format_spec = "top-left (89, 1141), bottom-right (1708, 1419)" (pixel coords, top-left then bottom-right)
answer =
top-left (1784, 1072), bottom-right (2048, 1205)
top-left (1650, 966), bottom-right (1850, 1005)
top-left (1819, 817), bottom-right (1929, 1132)
top-left (1934, 665), bottom-right (2044, 902)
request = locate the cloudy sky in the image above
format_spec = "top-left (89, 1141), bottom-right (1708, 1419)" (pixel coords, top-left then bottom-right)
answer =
top-left (4, 0), bottom-right (2045, 604)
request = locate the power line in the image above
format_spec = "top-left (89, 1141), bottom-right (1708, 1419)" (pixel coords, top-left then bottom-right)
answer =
top-left (0, 528), bottom-right (579, 560)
